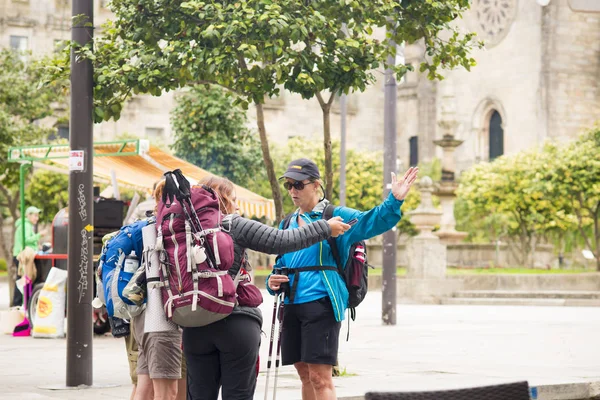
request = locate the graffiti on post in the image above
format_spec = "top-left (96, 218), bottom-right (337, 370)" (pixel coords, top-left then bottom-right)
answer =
top-left (78, 183), bottom-right (87, 221)
top-left (78, 228), bottom-right (89, 303)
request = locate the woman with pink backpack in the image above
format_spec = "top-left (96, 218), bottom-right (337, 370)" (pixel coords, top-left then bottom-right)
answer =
top-left (166, 176), bottom-right (350, 400)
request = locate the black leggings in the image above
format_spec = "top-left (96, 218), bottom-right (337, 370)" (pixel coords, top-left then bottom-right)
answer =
top-left (183, 314), bottom-right (261, 400)
top-left (11, 257), bottom-right (23, 307)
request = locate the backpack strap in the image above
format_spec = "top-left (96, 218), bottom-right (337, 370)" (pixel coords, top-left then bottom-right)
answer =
top-left (274, 212), bottom-right (297, 266)
top-left (322, 205), bottom-right (343, 274)
top-left (324, 204), bottom-right (361, 329)
top-left (283, 266), bottom-right (338, 303)
top-left (281, 212), bottom-right (295, 230)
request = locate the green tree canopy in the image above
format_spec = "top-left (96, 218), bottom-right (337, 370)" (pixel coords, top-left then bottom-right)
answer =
top-left (25, 170), bottom-right (69, 224)
top-left (456, 145), bottom-right (577, 267)
top-left (170, 85), bottom-right (263, 186)
top-left (247, 137), bottom-right (424, 238)
top-left (0, 50), bottom-right (66, 260)
top-left (542, 129), bottom-right (600, 269)
top-left (43, 0), bottom-right (480, 221)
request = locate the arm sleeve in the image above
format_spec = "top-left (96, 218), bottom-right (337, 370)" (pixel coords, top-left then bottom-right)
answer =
top-left (228, 214), bottom-right (331, 255)
top-left (24, 223), bottom-right (41, 247)
top-left (341, 192), bottom-right (404, 247)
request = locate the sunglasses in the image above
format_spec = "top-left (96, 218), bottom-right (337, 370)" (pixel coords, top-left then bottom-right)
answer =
top-left (283, 180), bottom-right (313, 191)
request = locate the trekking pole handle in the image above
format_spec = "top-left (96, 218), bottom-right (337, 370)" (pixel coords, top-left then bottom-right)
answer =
top-left (273, 268), bottom-right (290, 296)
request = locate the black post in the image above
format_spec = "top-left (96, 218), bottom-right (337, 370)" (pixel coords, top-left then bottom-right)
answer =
top-left (67, 0), bottom-right (94, 387)
top-left (382, 23), bottom-right (397, 326)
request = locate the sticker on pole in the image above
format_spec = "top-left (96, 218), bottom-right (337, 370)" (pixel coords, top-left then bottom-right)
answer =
top-left (69, 150), bottom-right (85, 172)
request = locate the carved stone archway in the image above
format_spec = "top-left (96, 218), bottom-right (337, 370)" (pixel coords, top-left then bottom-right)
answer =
top-left (471, 98), bottom-right (507, 162)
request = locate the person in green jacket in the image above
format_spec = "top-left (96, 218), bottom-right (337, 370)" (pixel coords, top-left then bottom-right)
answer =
top-left (11, 206), bottom-right (46, 307)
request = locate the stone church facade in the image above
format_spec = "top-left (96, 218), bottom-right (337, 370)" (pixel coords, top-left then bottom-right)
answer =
top-left (2, 0), bottom-right (598, 170)
top-left (253, 0), bottom-right (600, 174)
top-left (399, 0), bottom-right (600, 173)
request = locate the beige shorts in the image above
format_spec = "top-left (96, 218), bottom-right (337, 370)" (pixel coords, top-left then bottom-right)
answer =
top-left (124, 330), bottom-right (138, 385)
top-left (132, 312), bottom-right (185, 380)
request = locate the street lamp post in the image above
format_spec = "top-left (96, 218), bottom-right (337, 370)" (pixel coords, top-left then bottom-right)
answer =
top-left (382, 22), bottom-right (397, 326)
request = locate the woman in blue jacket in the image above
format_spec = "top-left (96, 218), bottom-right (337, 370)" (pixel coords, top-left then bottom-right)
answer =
top-left (267, 158), bottom-right (418, 400)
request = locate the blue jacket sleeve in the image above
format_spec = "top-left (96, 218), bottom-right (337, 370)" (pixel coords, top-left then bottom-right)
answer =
top-left (336, 192), bottom-right (404, 249)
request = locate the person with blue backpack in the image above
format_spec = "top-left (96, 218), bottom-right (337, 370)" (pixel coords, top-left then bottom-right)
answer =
top-left (97, 214), bottom-right (186, 400)
top-left (267, 158), bottom-right (419, 400)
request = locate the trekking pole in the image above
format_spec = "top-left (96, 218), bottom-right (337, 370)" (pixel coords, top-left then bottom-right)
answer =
top-left (272, 291), bottom-right (285, 400)
top-left (273, 271), bottom-right (289, 400)
top-left (264, 290), bottom-right (280, 400)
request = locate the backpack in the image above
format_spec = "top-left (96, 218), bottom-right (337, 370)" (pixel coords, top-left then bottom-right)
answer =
top-left (281, 204), bottom-right (370, 319)
top-left (97, 219), bottom-right (149, 319)
top-left (155, 170), bottom-right (236, 328)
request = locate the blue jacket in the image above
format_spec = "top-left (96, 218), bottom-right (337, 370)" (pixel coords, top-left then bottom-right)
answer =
top-left (267, 193), bottom-right (404, 322)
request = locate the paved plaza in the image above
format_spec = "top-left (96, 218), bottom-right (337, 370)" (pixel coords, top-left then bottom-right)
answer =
top-left (1, 282), bottom-right (599, 399)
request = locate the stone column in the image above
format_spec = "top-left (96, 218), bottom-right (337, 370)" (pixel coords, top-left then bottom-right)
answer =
top-left (397, 176), bottom-right (463, 303)
top-left (433, 134), bottom-right (468, 244)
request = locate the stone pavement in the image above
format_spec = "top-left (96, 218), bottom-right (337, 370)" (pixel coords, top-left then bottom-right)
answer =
top-left (1, 282), bottom-right (600, 399)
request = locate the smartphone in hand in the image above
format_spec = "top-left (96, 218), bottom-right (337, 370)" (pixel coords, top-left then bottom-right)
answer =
top-left (346, 218), bottom-right (358, 226)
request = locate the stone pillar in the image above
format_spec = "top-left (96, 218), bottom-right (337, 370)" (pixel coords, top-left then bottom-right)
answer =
top-left (432, 133), bottom-right (468, 245)
top-left (398, 176), bottom-right (463, 303)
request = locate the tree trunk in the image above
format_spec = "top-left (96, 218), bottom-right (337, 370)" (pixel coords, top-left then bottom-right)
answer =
top-left (0, 184), bottom-right (20, 306)
top-left (594, 201), bottom-right (600, 271)
top-left (255, 103), bottom-right (285, 221)
top-left (322, 106), bottom-right (333, 200)
top-left (316, 92), bottom-right (336, 201)
top-left (0, 212), bottom-right (10, 263)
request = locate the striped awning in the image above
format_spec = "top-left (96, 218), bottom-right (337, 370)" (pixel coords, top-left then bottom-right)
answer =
top-left (33, 143), bottom-right (275, 221)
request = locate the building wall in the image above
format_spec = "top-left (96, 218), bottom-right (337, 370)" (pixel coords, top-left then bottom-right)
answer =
top-left (398, 0), bottom-right (547, 173)
top-left (0, 0), bottom-right (174, 143)
top-left (2, 0), bottom-right (598, 167)
top-left (249, 81), bottom-right (386, 154)
top-left (542, 0), bottom-right (600, 143)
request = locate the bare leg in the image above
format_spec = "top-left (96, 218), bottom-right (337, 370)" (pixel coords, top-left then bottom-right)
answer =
top-left (307, 363), bottom-right (336, 400)
top-left (294, 362), bottom-right (316, 400)
top-left (153, 378), bottom-right (178, 400)
top-left (133, 375), bottom-right (153, 400)
top-left (129, 384), bottom-right (136, 400)
top-left (176, 378), bottom-right (186, 400)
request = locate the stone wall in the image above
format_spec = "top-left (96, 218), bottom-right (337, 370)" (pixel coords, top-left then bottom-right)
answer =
top-left (366, 241), bottom-right (555, 269)
top-left (398, 0), bottom-right (547, 173)
top-left (542, 0), bottom-right (600, 143)
top-left (446, 243), bottom-right (554, 268)
top-left (449, 273), bottom-right (600, 291)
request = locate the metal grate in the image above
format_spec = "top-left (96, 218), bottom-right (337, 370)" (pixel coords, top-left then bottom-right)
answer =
top-left (365, 381), bottom-right (531, 400)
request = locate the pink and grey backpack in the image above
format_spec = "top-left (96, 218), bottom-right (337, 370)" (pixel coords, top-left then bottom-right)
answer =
top-left (155, 170), bottom-right (237, 327)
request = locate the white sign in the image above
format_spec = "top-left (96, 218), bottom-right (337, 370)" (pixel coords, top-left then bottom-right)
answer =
top-left (582, 250), bottom-right (596, 260)
top-left (69, 150), bottom-right (85, 172)
top-left (569, 0), bottom-right (600, 12)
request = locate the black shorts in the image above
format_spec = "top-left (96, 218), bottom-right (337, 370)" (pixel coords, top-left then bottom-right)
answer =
top-left (281, 297), bottom-right (341, 366)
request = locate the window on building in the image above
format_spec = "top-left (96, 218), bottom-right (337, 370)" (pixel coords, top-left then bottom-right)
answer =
top-left (48, 124), bottom-right (69, 141)
top-left (145, 127), bottom-right (165, 140)
top-left (10, 36), bottom-right (28, 52)
top-left (409, 136), bottom-right (418, 167)
top-left (57, 125), bottom-right (69, 140)
top-left (488, 110), bottom-right (504, 160)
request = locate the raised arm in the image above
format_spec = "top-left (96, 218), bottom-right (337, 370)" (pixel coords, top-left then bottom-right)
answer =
top-left (224, 214), bottom-right (332, 254)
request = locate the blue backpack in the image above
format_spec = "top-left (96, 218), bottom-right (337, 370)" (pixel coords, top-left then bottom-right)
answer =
top-left (98, 219), bottom-right (149, 318)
